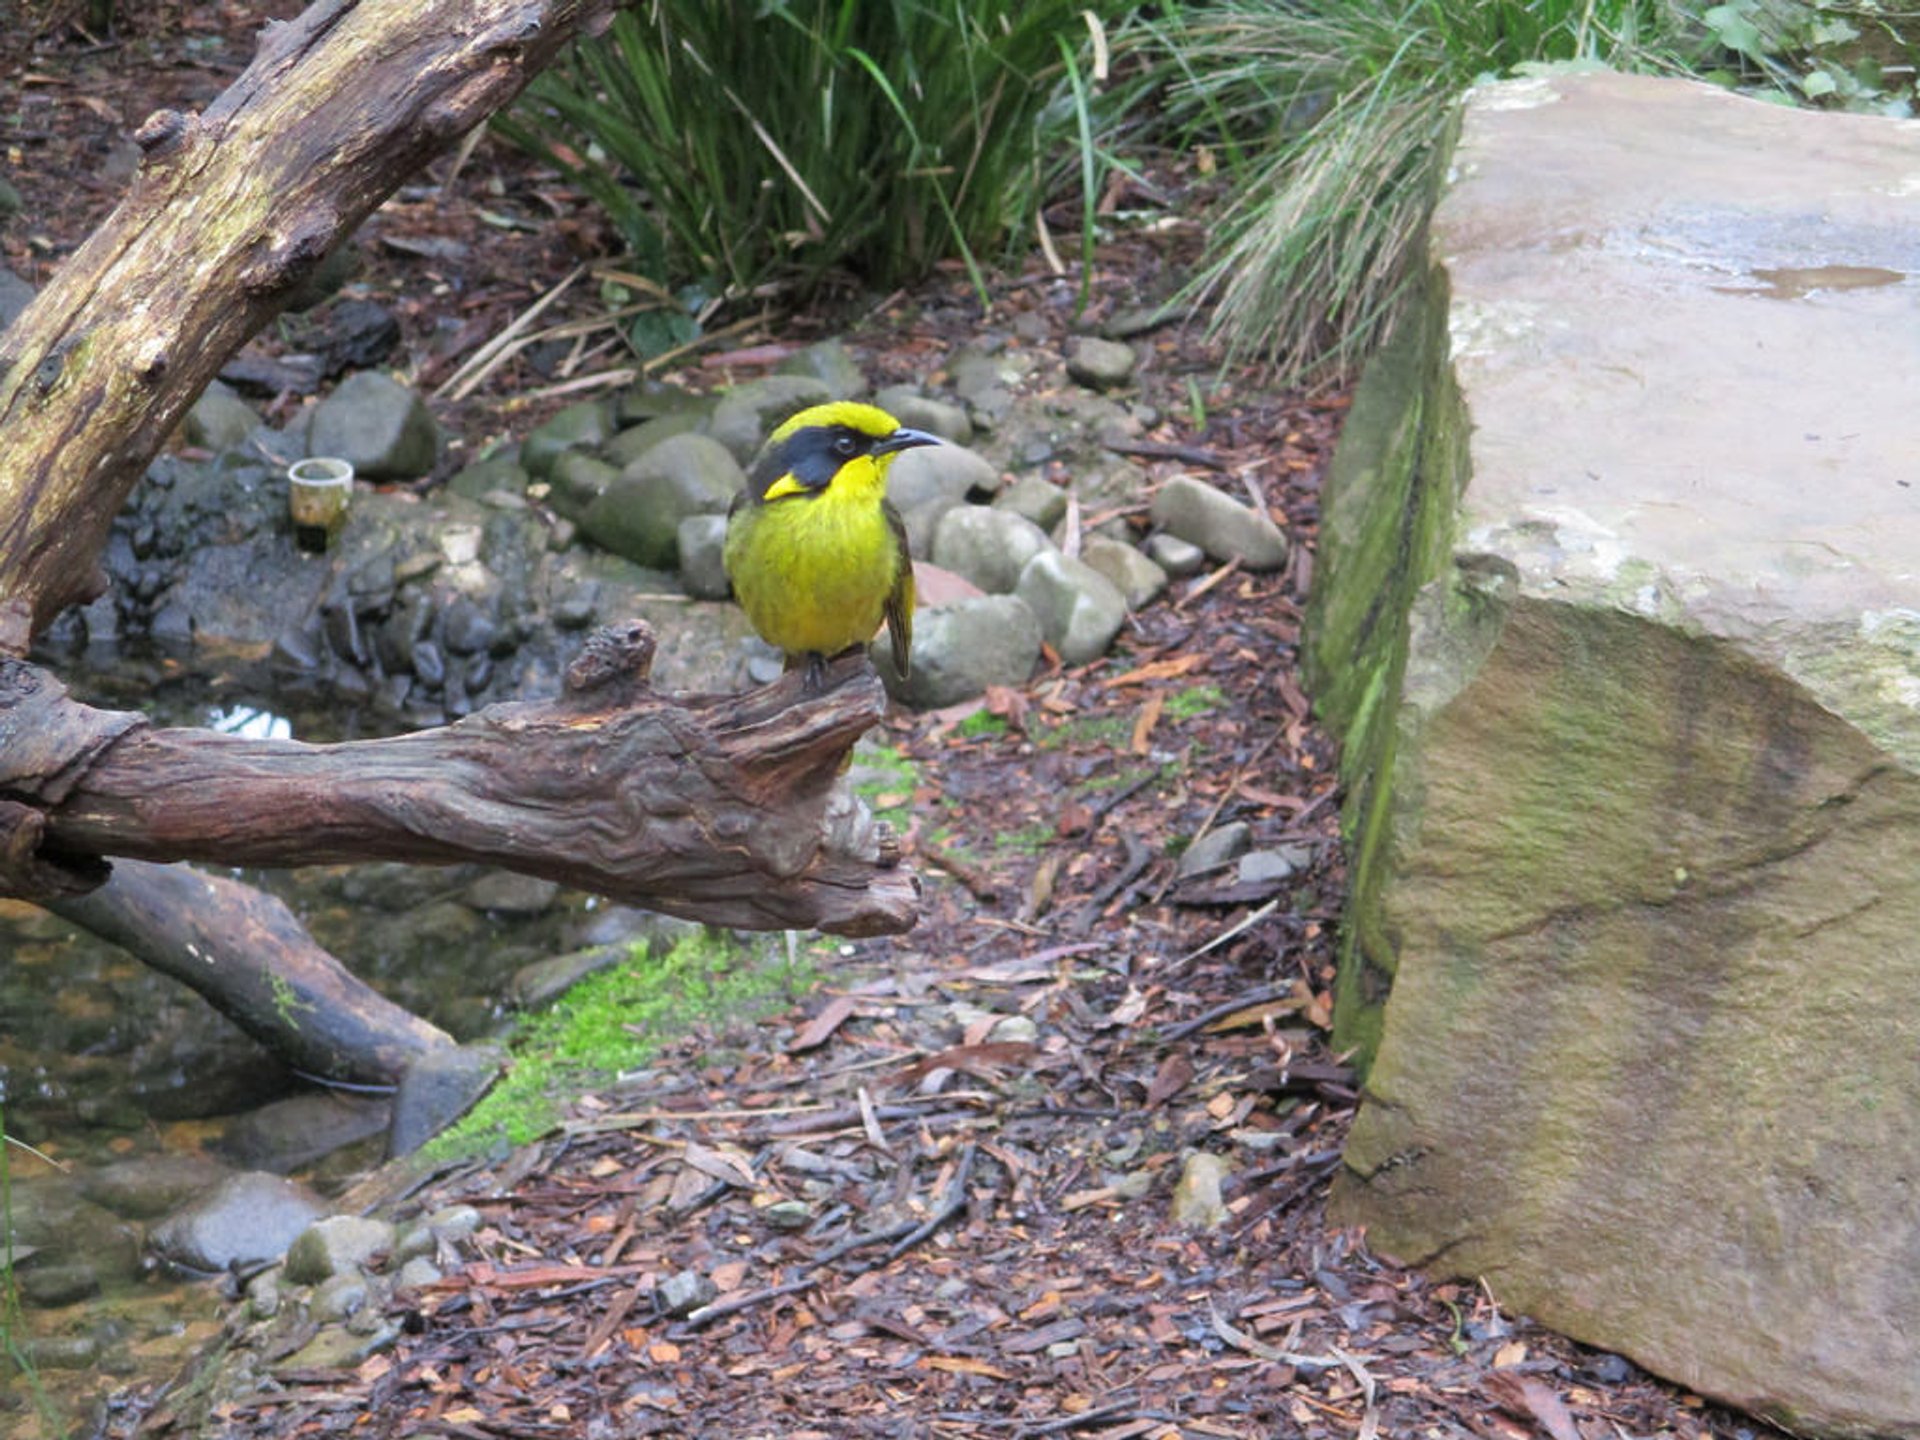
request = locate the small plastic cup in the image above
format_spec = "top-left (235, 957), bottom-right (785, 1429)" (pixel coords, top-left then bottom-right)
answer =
top-left (288, 457), bottom-right (354, 552)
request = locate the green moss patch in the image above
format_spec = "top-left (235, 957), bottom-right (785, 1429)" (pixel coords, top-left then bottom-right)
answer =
top-left (427, 931), bottom-right (818, 1158)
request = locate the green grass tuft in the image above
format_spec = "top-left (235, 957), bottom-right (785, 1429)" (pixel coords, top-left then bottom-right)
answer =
top-left (496, 1), bottom-right (1131, 303)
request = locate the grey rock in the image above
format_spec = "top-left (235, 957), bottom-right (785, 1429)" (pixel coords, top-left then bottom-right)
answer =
top-left (149, 1172), bottom-right (327, 1273)
top-left (887, 442), bottom-right (999, 515)
top-left (247, 1270), bottom-right (282, 1320)
top-left (763, 1200), bottom-right (813, 1230)
top-left (582, 433), bottom-right (743, 568)
top-left (15, 1263), bottom-right (100, 1307)
top-left (183, 380), bottom-right (260, 452)
top-left (880, 594), bottom-right (1042, 708)
top-left (311, 1272), bottom-right (372, 1323)
top-left (931, 506), bottom-right (1053, 595)
top-left (216, 1093), bottom-right (390, 1174)
top-left (873, 386), bottom-right (973, 444)
top-left (779, 337), bottom-right (868, 397)
top-left (605, 410), bottom-right (708, 468)
top-left (308, 372), bottom-right (439, 480)
top-left (387, 1044), bottom-right (506, 1158)
top-left (1145, 531), bottom-right (1207, 578)
top-left (994, 474), bottom-right (1069, 531)
top-left (1170, 1151), bottom-right (1232, 1229)
top-left (678, 513), bottom-right (732, 599)
top-left (1014, 550), bottom-right (1128, 665)
top-left (1178, 821), bottom-right (1252, 878)
top-left (394, 1256), bottom-right (444, 1291)
top-left (949, 348), bottom-right (1028, 416)
top-left (446, 449), bottom-right (529, 503)
top-left (616, 382), bottom-right (713, 428)
top-left (707, 375), bottom-right (834, 462)
top-left (428, 1204), bottom-right (482, 1244)
top-left (899, 496), bottom-right (961, 562)
top-left (0, 266), bottom-right (33, 334)
top-left (1081, 536), bottom-right (1168, 611)
top-left (1102, 302), bottom-right (1184, 340)
top-left (24, 1335), bottom-right (100, 1371)
top-left (552, 579), bottom-right (600, 630)
top-left (440, 593), bottom-right (501, 656)
top-left (1072, 455), bottom-right (1151, 521)
top-left (463, 870), bottom-right (560, 914)
top-left (79, 1153), bottom-right (229, 1220)
top-left (547, 449), bottom-right (620, 522)
top-left (506, 948), bottom-right (625, 1013)
top-left (277, 1322), bottom-right (400, 1373)
top-left (1239, 845), bottom-right (1312, 886)
top-left (284, 1215), bottom-right (397, 1285)
top-left (1066, 335), bottom-right (1138, 390)
top-left (1149, 475), bottom-right (1287, 571)
top-left (411, 638), bottom-right (446, 687)
top-left (520, 399), bottom-right (614, 479)
top-left (656, 1269), bottom-right (718, 1317)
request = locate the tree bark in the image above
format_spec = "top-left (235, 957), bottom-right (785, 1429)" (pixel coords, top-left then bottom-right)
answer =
top-left (2, 628), bottom-right (918, 936)
top-left (0, 0), bottom-right (623, 653)
top-left (47, 858), bottom-right (456, 1084)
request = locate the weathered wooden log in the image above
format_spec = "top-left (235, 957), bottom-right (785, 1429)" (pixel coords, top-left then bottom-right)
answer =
top-left (0, 0), bottom-right (623, 654)
top-left (47, 858), bottom-right (455, 1084)
top-left (1, 626), bottom-right (918, 936)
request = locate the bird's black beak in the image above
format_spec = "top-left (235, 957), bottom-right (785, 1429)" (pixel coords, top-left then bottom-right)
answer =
top-left (873, 427), bottom-right (942, 457)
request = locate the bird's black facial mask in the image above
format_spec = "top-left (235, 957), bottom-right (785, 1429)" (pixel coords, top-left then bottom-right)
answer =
top-left (752, 424), bottom-right (939, 500)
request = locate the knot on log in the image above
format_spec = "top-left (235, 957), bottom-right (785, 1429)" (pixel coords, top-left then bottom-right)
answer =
top-left (423, 63), bottom-right (519, 140)
top-left (239, 204), bottom-right (343, 297)
top-left (0, 799), bottom-right (110, 900)
top-left (563, 620), bottom-right (657, 707)
top-left (133, 108), bottom-right (198, 160)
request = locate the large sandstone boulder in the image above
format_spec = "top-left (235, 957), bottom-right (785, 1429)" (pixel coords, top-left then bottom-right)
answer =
top-left (1308, 71), bottom-right (1920, 1438)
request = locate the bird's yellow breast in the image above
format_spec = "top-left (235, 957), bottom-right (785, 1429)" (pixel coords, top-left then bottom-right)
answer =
top-left (724, 472), bottom-right (903, 659)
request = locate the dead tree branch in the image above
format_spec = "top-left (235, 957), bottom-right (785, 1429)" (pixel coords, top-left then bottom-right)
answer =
top-left (2, 628), bottom-right (918, 937)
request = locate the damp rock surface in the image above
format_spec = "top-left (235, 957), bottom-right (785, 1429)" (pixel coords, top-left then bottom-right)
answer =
top-left (1310, 70), bottom-right (1920, 1440)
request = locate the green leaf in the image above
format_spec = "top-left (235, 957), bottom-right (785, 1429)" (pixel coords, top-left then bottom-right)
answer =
top-left (1798, 67), bottom-right (1838, 98)
top-left (1702, 3), bottom-right (1768, 60)
top-left (629, 308), bottom-right (699, 361)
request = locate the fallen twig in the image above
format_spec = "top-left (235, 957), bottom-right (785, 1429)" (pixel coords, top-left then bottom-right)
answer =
top-left (886, 1142), bottom-right (978, 1258)
top-left (1103, 439), bottom-right (1233, 470)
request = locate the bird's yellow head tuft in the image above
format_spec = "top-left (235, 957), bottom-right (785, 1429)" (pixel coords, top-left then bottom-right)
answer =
top-left (767, 401), bottom-right (904, 447)
top-left (752, 402), bottom-right (941, 504)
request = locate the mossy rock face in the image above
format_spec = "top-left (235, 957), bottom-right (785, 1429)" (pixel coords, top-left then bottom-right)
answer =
top-left (1307, 72), bottom-right (1920, 1438)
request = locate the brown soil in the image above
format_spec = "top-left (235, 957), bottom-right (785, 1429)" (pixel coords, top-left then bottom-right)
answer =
top-left (10, 8), bottom-right (1775, 1440)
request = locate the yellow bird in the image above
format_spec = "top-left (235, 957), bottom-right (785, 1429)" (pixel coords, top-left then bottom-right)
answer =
top-left (724, 401), bottom-right (939, 688)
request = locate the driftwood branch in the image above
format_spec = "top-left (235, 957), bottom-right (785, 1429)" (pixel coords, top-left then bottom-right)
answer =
top-left (47, 858), bottom-right (455, 1085)
top-left (1, 626), bottom-right (918, 937)
top-left (0, 0), bottom-right (623, 654)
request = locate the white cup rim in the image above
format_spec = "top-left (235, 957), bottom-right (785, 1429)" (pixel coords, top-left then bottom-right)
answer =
top-left (288, 457), bottom-right (355, 487)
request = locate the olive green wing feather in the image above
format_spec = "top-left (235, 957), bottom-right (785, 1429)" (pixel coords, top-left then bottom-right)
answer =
top-left (883, 500), bottom-right (914, 678)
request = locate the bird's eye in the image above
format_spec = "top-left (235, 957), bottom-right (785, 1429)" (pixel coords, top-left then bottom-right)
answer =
top-left (833, 435), bottom-right (859, 458)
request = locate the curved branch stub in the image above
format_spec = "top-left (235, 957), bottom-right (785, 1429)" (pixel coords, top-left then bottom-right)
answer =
top-left (238, 203), bottom-right (343, 297)
top-left (133, 108), bottom-right (199, 162)
top-left (0, 798), bottom-right (110, 900)
top-left (0, 659), bottom-right (147, 802)
top-left (561, 620), bottom-right (657, 709)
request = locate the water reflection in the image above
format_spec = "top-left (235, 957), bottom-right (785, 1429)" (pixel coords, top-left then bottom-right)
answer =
top-left (2, 655), bottom-right (655, 1433)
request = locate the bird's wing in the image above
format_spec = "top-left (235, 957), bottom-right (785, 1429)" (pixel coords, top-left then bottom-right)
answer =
top-left (884, 501), bottom-right (914, 678)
